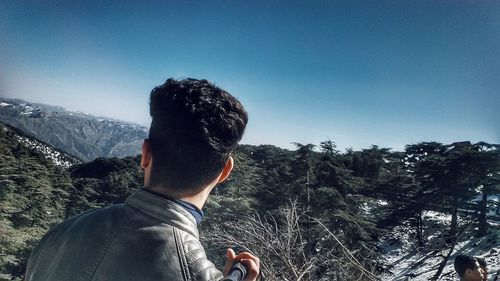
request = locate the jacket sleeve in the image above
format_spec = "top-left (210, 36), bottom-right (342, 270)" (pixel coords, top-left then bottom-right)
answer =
top-left (175, 228), bottom-right (224, 281)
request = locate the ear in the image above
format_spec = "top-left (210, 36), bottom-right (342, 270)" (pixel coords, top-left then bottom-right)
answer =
top-left (217, 156), bottom-right (234, 183)
top-left (465, 268), bottom-right (472, 277)
top-left (141, 139), bottom-right (152, 170)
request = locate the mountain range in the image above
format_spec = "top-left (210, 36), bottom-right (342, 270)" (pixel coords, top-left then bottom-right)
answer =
top-left (0, 98), bottom-right (148, 161)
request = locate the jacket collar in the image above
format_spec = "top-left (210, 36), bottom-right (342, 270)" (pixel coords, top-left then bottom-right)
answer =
top-left (143, 188), bottom-right (204, 225)
top-left (125, 188), bottom-right (199, 238)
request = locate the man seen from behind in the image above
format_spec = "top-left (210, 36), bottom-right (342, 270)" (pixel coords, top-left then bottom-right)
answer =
top-left (25, 78), bottom-right (260, 281)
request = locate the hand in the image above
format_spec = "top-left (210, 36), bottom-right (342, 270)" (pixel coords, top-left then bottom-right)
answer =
top-left (223, 248), bottom-right (260, 281)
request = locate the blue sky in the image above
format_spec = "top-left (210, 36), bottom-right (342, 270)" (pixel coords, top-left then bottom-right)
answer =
top-left (1, 1), bottom-right (499, 151)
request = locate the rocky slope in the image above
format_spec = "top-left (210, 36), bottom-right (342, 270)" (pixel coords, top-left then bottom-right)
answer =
top-left (0, 98), bottom-right (148, 161)
top-left (0, 121), bottom-right (81, 167)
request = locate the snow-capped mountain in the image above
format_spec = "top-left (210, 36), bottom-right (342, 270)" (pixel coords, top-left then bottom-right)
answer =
top-left (0, 98), bottom-right (148, 161)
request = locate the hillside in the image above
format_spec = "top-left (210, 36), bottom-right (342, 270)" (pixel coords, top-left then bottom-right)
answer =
top-left (0, 98), bottom-right (147, 161)
top-left (380, 210), bottom-right (499, 280)
top-left (0, 122), bottom-right (81, 167)
top-left (0, 122), bottom-right (76, 279)
top-left (0, 105), bottom-right (498, 280)
top-left (0, 126), bottom-right (143, 280)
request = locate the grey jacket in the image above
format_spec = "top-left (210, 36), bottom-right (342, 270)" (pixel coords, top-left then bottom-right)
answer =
top-left (25, 189), bottom-right (223, 281)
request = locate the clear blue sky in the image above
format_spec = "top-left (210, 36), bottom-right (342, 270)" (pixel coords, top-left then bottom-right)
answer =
top-left (1, 1), bottom-right (499, 151)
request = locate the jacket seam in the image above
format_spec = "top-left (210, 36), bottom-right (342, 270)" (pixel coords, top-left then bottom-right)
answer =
top-left (175, 228), bottom-right (191, 281)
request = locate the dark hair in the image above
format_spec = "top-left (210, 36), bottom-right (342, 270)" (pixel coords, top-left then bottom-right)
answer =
top-left (148, 78), bottom-right (248, 194)
top-left (476, 257), bottom-right (486, 268)
top-left (454, 255), bottom-right (478, 278)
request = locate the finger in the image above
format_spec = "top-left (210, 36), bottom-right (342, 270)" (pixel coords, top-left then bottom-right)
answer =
top-left (234, 252), bottom-right (260, 270)
top-left (223, 248), bottom-right (236, 276)
top-left (239, 258), bottom-right (260, 281)
top-left (227, 248), bottom-right (236, 259)
top-left (233, 251), bottom-right (259, 265)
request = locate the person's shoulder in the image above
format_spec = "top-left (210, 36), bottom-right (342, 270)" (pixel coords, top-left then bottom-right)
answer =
top-left (68, 203), bottom-right (126, 220)
top-left (47, 204), bottom-right (132, 235)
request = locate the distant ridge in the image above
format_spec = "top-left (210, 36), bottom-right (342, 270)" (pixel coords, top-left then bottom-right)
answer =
top-left (0, 97), bottom-right (148, 161)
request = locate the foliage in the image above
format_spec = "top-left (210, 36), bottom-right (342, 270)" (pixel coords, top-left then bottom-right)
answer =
top-left (0, 126), bottom-right (69, 280)
top-left (205, 201), bottom-right (379, 281)
top-left (0, 126), bottom-right (143, 280)
top-left (1, 124), bottom-right (498, 280)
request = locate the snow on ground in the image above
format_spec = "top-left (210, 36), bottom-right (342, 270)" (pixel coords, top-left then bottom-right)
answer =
top-left (14, 135), bottom-right (77, 167)
top-left (0, 122), bottom-right (80, 167)
top-left (380, 211), bottom-right (500, 280)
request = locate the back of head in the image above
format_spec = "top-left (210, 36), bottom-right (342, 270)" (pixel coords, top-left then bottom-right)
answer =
top-left (148, 78), bottom-right (248, 194)
top-left (454, 255), bottom-right (478, 278)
